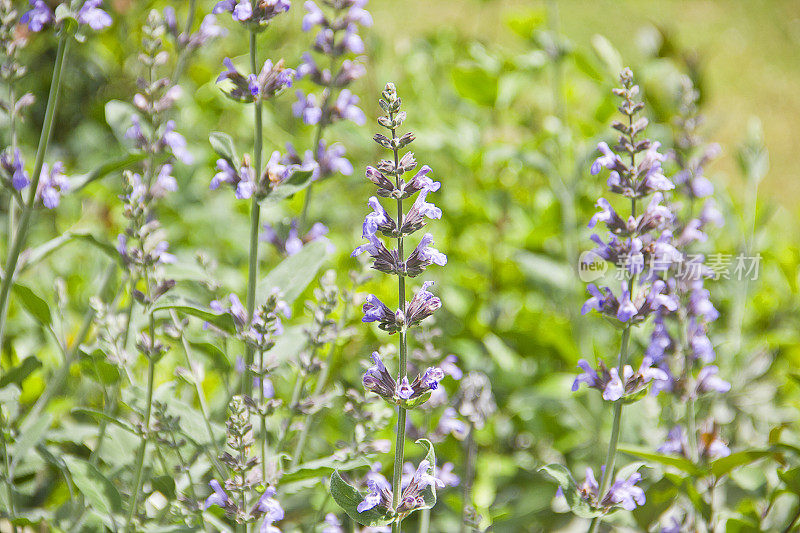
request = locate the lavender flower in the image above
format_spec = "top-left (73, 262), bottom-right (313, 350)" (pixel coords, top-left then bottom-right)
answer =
top-left (1, 149), bottom-right (29, 191)
top-left (261, 219), bottom-right (332, 256)
top-left (217, 57), bottom-right (295, 103)
top-left (334, 84), bottom-right (445, 529)
top-left (204, 479), bottom-right (231, 510)
top-left (77, 0), bottom-right (113, 30)
top-left (37, 162), bottom-right (70, 208)
top-left (20, 0), bottom-right (53, 32)
top-left (214, 0), bottom-right (291, 25)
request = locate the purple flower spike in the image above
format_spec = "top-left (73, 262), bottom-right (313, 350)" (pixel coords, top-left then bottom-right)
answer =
top-left (78, 0), bottom-right (113, 30)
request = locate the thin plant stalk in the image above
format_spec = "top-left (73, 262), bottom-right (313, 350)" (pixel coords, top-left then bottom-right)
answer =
top-left (244, 29), bottom-right (263, 397)
top-left (126, 345), bottom-right (156, 532)
top-left (1, 407), bottom-right (16, 523)
top-left (290, 294), bottom-right (353, 467)
top-left (589, 115), bottom-right (639, 533)
top-left (388, 113), bottom-right (408, 533)
top-left (460, 423), bottom-right (477, 533)
top-left (588, 326), bottom-right (631, 533)
top-left (0, 33), bottom-right (69, 349)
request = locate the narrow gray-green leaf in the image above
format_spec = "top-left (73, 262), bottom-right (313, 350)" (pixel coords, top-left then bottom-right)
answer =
top-left (266, 170), bottom-right (314, 203)
top-left (209, 131), bottom-right (237, 163)
top-left (64, 455), bottom-right (123, 515)
top-left (11, 413), bottom-right (52, 470)
top-left (257, 240), bottom-right (328, 304)
top-left (12, 283), bottom-right (51, 325)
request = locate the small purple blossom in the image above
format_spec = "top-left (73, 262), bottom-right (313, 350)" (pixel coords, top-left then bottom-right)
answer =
top-left (602, 472), bottom-right (646, 511)
top-left (21, 1), bottom-right (53, 32)
top-left (204, 479), bottom-right (229, 509)
top-left (78, 0), bottom-right (113, 30)
top-left (37, 162), bottom-right (70, 209)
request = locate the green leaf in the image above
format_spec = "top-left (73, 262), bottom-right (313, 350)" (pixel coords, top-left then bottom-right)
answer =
top-left (105, 100), bottom-right (139, 150)
top-left (617, 445), bottom-right (701, 476)
top-left (590, 34), bottom-right (623, 77)
top-left (151, 295), bottom-right (236, 333)
top-left (71, 408), bottom-right (136, 434)
top-left (282, 456), bottom-right (370, 484)
top-left (152, 475), bottom-right (177, 499)
top-left (64, 455), bottom-right (123, 515)
top-left (400, 390), bottom-right (432, 410)
top-left (20, 231), bottom-right (119, 271)
top-left (11, 413), bottom-right (52, 471)
top-left (538, 463), bottom-right (603, 519)
top-left (778, 466), bottom-right (800, 493)
top-left (11, 283), bottom-right (51, 325)
top-left (710, 449), bottom-right (773, 479)
top-left (209, 131), bottom-right (237, 163)
top-left (257, 240), bottom-right (328, 304)
top-left (415, 439), bottom-right (437, 511)
top-left (451, 66), bottom-right (499, 107)
top-left (0, 356), bottom-right (42, 389)
top-left (266, 170), bottom-right (315, 203)
top-left (329, 470), bottom-right (394, 527)
top-left (72, 153), bottom-right (150, 191)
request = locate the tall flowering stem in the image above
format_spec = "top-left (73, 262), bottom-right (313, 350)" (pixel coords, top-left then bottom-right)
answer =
top-left (210, 0), bottom-right (295, 397)
top-left (541, 68), bottom-right (678, 530)
top-left (245, 29), bottom-right (264, 396)
top-left (336, 83), bottom-right (446, 530)
top-left (0, 33), bottom-right (68, 348)
top-left (294, 0), bottom-right (370, 229)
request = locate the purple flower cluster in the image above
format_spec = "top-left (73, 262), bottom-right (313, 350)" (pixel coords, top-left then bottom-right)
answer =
top-left (216, 57), bottom-right (295, 103)
top-left (211, 149), bottom-right (297, 200)
top-left (22, 0), bottom-right (112, 32)
top-left (213, 0), bottom-right (291, 26)
top-left (357, 458), bottom-right (442, 516)
top-left (565, 467), bottom-right (646, 512)
top-left (362, 351), bottom-right (444, 405)
top-left (0, 149), bottom-right (71, 208)
top-left (205, 482), bottom-right (284, 532)
top-left (209, 290), bottom-right (290, 350)
top-left (288, 0), bottom-right (371, 182)
top-left (261, 219), bottom-right (333, 256)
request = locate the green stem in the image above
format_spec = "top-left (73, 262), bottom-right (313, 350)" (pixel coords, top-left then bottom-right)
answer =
top-left (460, 424), bottom-right (477, 533)
top-left (588, 326), bottom-right (631, 533)
top-left (290, 295), bottom-right (353, 466)
top-left (1, 407), bottom-right (16, 522)
top-left (126, 352), bottom-right (156, 531)
top-left (170, 309), bottom-right (227, 479)
top-left (299, 119), bottom-right (326, 231)
top-left (244, 30), bottom-right (263, 397)
top-left (389, 115), bottom-right (408, 533)
top-left (0, 34), bottom-right (69, 349)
